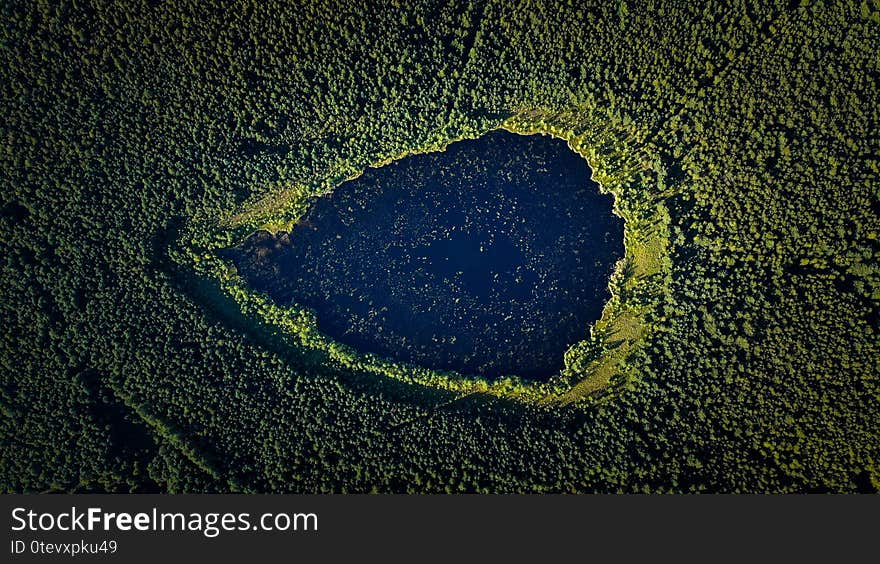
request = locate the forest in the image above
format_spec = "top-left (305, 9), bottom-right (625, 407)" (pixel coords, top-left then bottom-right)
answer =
top-left (1, 0), bottom-right (878, 493)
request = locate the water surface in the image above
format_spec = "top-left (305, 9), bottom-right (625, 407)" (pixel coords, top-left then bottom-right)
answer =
top-left (229, 130), bottom-right (623, 380)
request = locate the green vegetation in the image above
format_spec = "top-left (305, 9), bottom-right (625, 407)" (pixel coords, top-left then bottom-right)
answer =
top-left (1, 0), bottom-right (878, 493)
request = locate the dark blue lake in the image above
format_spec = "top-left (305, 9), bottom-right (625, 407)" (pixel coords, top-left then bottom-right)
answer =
top-left (229, 130), bottom-right (624, 380)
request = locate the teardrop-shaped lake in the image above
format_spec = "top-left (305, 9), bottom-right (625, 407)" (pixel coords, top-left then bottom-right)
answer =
top-left (229, 130), bottom-right (624, 380)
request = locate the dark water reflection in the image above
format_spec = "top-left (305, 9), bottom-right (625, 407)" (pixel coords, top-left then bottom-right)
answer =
top-left (229, 130), bottom-right (623, 380)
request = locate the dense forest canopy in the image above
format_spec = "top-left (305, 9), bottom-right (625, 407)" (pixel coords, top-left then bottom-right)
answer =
top-left (0, 0), bottom-right (878, 493)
